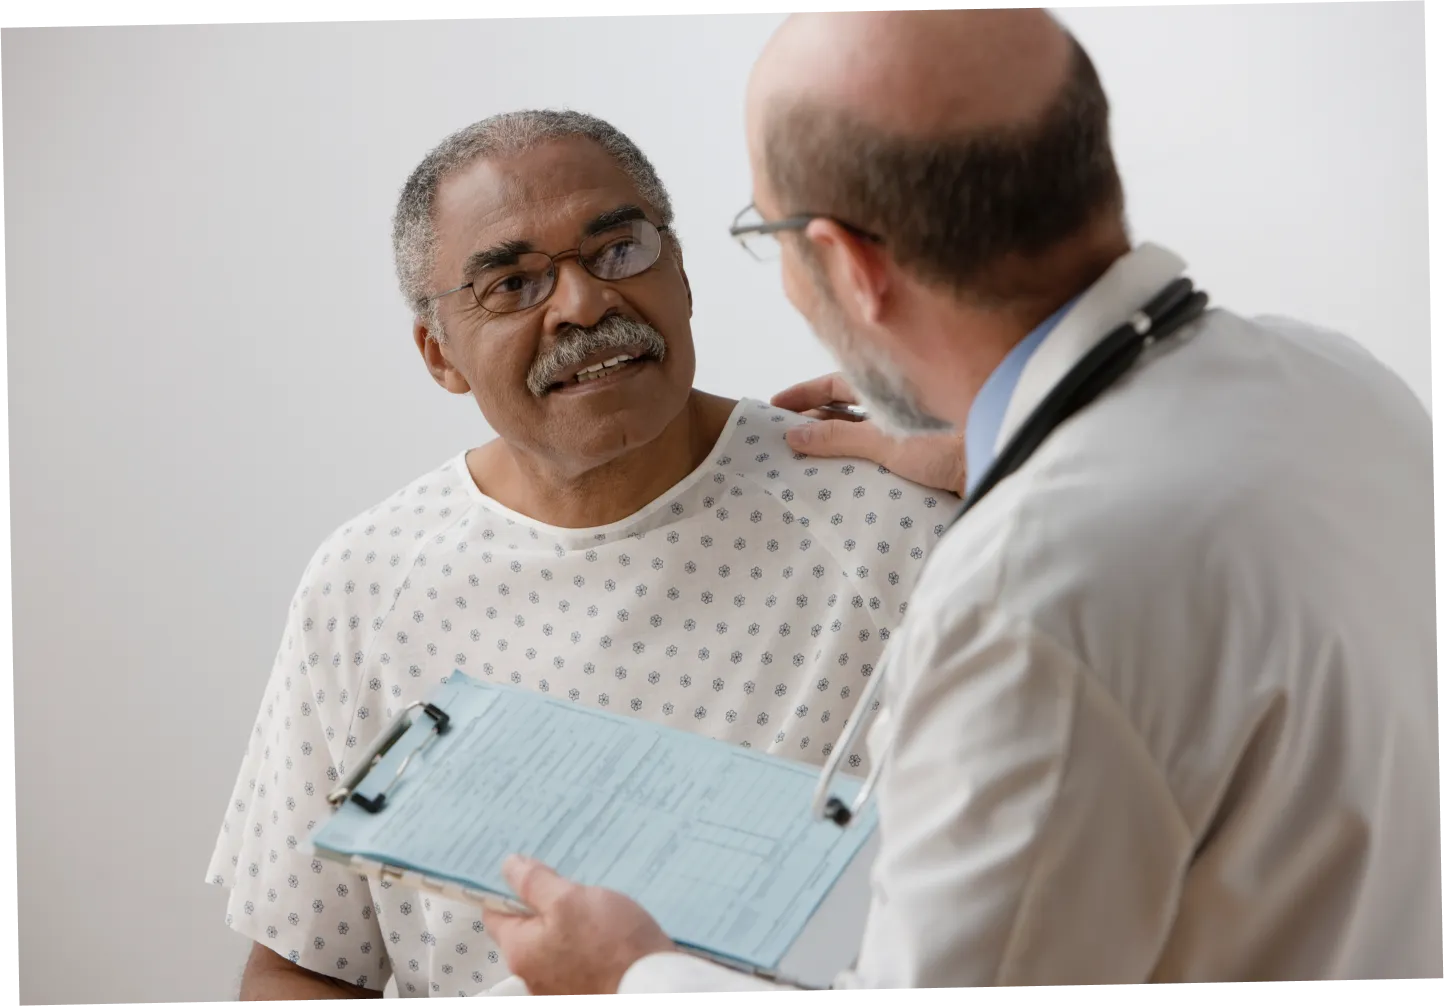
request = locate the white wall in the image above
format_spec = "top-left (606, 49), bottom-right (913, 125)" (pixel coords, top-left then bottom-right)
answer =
top-left (3, 4), bottom-right (1428, 1003)
top-left (1082, 1), bottom-right (1431, 395)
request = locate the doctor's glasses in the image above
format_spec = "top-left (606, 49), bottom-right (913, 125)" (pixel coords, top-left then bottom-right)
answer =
top-left (728, 202), bottom-right (883, 262)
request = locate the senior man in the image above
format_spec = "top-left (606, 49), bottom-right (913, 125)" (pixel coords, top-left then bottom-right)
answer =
top-left (204, 109), bottom-right (959, 999)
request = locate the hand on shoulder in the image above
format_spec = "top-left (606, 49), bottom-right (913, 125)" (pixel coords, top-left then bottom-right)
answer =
top-left (772, 373), bottom-right (968, 498)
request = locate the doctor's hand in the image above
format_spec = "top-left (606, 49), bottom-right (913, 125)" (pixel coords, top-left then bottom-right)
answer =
top-left (772, 373), bottom-right (969, 498)
top-left (483, 855), bottom-right (675, 996)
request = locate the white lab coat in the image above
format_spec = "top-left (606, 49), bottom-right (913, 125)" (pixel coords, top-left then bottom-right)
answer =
top-left (612, 244), bottom-right (1442, 991)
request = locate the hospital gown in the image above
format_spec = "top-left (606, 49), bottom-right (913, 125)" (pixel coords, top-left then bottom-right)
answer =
top-left (205, 397), bottom-right (962, 996)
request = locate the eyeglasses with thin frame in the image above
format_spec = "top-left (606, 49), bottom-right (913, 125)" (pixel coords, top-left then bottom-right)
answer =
top-left (426, 217), bottom-right (669, 315)
top-left (728, 202), bottom-right (882, 262)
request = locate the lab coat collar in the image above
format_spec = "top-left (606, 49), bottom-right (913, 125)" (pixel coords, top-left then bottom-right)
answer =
top-left (994, 243), bottom-right (1189, 453)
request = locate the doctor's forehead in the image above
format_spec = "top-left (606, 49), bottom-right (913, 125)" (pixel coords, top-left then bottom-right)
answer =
top-left (430, 138), bottom-right (655, 264)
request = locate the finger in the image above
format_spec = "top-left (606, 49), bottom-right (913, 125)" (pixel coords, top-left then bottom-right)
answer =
top-left (771, 373), bottom-right (855, 412)
top-left (771, 372), bottom-right (858, 413)
top-left (800, 408), bottom-right (863, 422)
top-left (481, 905), bottom-right (532, 950)
top-left (785, 419), bottom-right (890, 462)
top-left (502, 854), bottom-right (573, 913)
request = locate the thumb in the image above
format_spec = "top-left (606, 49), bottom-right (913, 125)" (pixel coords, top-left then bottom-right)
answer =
top-left (502, 855), bottom-right (570, 912)
top-left (786, 419), bottom-right (889, 463)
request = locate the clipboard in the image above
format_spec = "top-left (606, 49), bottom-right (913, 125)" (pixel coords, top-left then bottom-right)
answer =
top-left (313, 672), bottom-right (877, 990)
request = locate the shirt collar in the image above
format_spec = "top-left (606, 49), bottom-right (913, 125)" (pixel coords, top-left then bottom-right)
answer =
top-left (963, 296), bottom-right (1080, 495)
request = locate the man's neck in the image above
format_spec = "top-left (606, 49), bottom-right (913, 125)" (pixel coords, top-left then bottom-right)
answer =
top-left (468, 391), bottom-right (737, 530)
top-left (915, 237), bottom-right (1131, 428)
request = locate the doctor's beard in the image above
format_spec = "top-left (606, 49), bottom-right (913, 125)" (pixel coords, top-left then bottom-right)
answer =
top-left (808, 282), bottom-right (954, 438)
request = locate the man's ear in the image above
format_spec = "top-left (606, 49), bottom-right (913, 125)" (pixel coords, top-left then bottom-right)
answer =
top-left (413, 319), bottom-right (472, 394)
top-left (803, 219), bottom-right (891, 325)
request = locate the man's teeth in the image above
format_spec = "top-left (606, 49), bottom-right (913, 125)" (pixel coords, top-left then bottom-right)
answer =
top-left (573, 354), bottom-right (636, 383)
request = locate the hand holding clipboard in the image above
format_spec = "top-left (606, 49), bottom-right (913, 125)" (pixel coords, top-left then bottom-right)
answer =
top-left (313, 672), bottom-right (876, 991)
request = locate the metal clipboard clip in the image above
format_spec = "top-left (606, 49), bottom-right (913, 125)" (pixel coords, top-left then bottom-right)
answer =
top-left (326, 700), bottom-right (450, 813)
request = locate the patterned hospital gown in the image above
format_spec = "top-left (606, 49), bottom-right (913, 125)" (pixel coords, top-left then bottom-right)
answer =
top-left (205, 398), bottom-right (962, 996)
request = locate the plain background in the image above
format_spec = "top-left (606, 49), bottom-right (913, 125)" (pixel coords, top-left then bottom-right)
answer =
top-left (2, 3), bottom-right (1430, 1003)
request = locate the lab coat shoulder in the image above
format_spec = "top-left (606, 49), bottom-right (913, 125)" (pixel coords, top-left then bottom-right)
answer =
top-left (873, 310), bottom-right (1441, 983)
top-left (933, 312), bottom-right (1421, 820)
top-left (854, 495), bottom-right (1196, 985)
top-left (855, 316), bottom-right (1293, 980)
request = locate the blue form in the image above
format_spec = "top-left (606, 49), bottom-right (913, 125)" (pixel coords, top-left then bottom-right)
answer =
top-left (314, 671), bottom-right (876, 971)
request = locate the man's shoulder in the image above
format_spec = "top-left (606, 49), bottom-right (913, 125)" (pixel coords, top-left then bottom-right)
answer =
top-left (293, 452), bottom-right (475, 593)
top-left (719, 398), bottom-right (964, 571)
top-left (722, 395), bottom-right (958, 513)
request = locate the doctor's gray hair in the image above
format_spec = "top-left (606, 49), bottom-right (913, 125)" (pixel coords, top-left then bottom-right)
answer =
top-left (392, 109), bottom-right (676, 342)
top-left (763, 33), bottom-right (1123, 307)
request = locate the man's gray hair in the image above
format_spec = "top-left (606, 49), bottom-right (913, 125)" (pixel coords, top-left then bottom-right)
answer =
top-left (392, 109), bottom-right (676, 341)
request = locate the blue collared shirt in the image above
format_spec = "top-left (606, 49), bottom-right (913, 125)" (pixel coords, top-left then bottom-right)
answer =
top-left (963, 296), bottom-right (1081, 496)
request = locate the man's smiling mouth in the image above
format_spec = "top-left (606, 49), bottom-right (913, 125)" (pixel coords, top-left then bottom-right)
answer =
top-left (527, 315), bottom-right (669, 397)
top-left (550, 354), bottom-right (657, 394)
top-left (574, 354), bottom-right (638, 383)
top-left (545, 344), bottom-right (661, 393)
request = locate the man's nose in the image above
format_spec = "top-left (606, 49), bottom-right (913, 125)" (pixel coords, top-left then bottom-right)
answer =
top-left (545, 256), bottom-right (618, 333)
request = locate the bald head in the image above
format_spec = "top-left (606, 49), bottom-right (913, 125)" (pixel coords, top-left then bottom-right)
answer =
top-left (750, 10), bottom-right (1072, 138)
top-left (746, 8), bottom-right (1126, 308)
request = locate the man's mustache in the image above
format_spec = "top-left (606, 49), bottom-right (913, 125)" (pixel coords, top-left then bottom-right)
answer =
top-left (527, 315), bottom-right (668, 397)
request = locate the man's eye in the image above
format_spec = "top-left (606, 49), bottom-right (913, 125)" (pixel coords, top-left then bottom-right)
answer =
top-left (600, 239), bottom-right (636, 260)
top-left (591, 239), bottom-right (644, 278)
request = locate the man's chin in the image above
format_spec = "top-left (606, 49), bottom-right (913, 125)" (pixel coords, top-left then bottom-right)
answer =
top-left (810, 317), bottom-right (952, 438)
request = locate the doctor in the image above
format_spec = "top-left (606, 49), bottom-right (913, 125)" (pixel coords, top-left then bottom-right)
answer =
top-left (484, 9), bottom-right (1442, 989)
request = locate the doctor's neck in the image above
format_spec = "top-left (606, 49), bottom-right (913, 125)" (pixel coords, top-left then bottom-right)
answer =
top-left (897, 220), bottom-right (1131, 432)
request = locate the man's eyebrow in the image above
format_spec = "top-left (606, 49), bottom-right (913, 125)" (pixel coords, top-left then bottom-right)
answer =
top-left (460, 206), bottom-right (650, 278)
top-left (462, 239), bottom-right (535, 278)
top-left (583, 204), bottom-right (649, 237)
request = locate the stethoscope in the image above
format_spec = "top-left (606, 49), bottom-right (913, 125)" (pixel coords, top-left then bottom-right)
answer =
top-left (812, 276), bottom-right (1211, 827)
